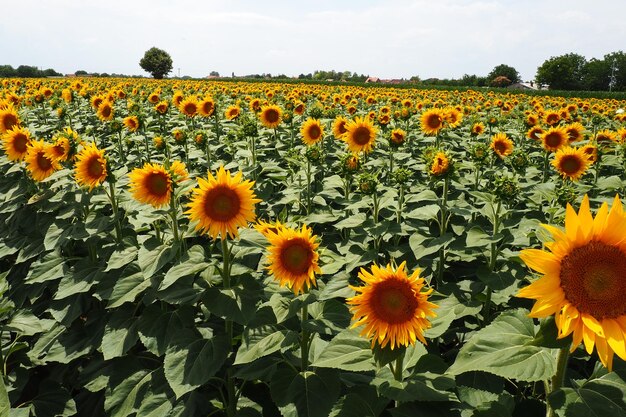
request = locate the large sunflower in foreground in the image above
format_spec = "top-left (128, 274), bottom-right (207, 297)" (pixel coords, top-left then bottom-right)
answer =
top-left (186, 166), bottom-right (261, 239)
top-left (0, 105), bottom-right (20, 133)
top-left (74, 143), bottom-right (107, 191)
top-left (259, 105), bottom-right (282, 129)
top-left (541, 126), bottom-right (568, 152)
top-left (518, 195), bottom-right (626, 369)
top-left (551, 146), bottom-right (591, 182)
top-left (265, 224), bottom-right (321, 295)
top-left (343, 117), bottom-right (378, 154)
top-left (348, 262), bottom-right (438, 350)
top-left (300, 118), bottom-right (324, 146)
top-left (128, 163), bottom-right (173, 208)
top-left (25, 140), bottom-right (61, 181)
top-left (420, 108), bottom-right (445, 136)
top-left (2, 126), bottom-right (31, 161)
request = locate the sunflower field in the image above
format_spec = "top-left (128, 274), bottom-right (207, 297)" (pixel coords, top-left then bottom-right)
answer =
top-left (1, 78), bottom-right (626, 417)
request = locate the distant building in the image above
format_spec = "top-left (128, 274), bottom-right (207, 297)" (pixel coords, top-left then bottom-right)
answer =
top-left (365, 77), bottom-right (405, 84)
top-left (508, 82), bottom-right (537, 90)
top-left (365, 77), bottom-right (380, 83)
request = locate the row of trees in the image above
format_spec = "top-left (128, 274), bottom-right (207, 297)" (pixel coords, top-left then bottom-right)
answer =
top-left (535, 52), bottom-right (626, 91)
top-left (0, 65), bottom-right (62, 78)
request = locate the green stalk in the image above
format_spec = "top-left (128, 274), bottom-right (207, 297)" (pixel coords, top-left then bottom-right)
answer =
top-left (301, 303), bottom-right (310, 371)
top-left (108, 181), bottom-right (122, 244)
top-left (396, 184), bottom-right (404, 225)
top-left (306, 158), bottom-right (312, 214)
top-left (169, 186), bottom-right (179, 245)
top-left (393, 352), bottom-right (404, 382)
top-left (389, 147), bottom-right (394, 179)
top-left (542, 151), bottom-right (550, 182)
top-left (546, 346), bottom-right (570, 417)
top-left (436, 176), bottom-right (450, 285)
top-left (221, 236), bottom-right (237, 417)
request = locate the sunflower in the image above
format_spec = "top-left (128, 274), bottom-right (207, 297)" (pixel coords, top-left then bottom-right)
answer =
top-left (169, 160), bottom-right (189, 182)
top-left (565, 122), bottom-right (585, 143)
top-left (148, 92), bottom-right (160, 104)
top-left (332, 116), bottom-right (349, 139)
top-left (249, 98), bottom-right (262, 113)
top-left (2, 126), bottom-right (31, 161)
top-left (518, 195), bottom-right (626, 369)
top-left (185, 166), bottom-right (261, 239)
top-left (300, 118), bottom-right (324, 146)
top-left (225, 105), bottom-right (241, 121)
top-left (471, 122), bottom-right (485, 136)
top-left (595, 129), bottom-right (618, 143)
top-left (617, 128), bottom-right (626, 144)
top-left (293, 101), bottom-right (305, 116)
top-left (544, 110), bottom-right (560, 126)
top-left (541, 126), bottom-right (568, 152)
top-left (343, 117), bottom-right (378, 154)
top-left (198, 97), bottom-right (215, 117)
top-left (74, 143), bottom-right (107, 191)
top-left (445, 107), bottom-right (463, 128)
top-left (128, 163), bottom-right (173, 208)
top-left (179, 96), bottom-right (198, 118)
top-left (154, 101), bottom-right (169, 115)
top-left (0, 105), bottom-right (20, 134)
top-left (552, 147), bottom-right (591, 181)
top-left (390, 128), bottom-right (407, 146)
top-left (254, 219), bottom-right (285, 238)
top-left (25, 140), bottom-right (60, 181)
top-left (490, 132), bottom-right (514, 158)
top-left (420, 108), bottom-right (445, 136)
top-left (123, 115), bottom-right (140, 132)
top-left (265, 224), bottom-right (321, 295)
top-left (47, 137), bottom-right (71, 162)
top-left (347, 262), bottom-right (438, 349)
top-left (430, 151), bottom-right (450, 176)
top-left (97, 100), bottom-right (114, 122)
top-left (527, 126), bottom-right (544, 141)
top-left (581, 143), bottom-right (598, 163)
top-left (259, 105), bottom-right (282, 129)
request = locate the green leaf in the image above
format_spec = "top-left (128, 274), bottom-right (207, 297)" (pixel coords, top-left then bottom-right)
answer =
top-left (548, 369), bottom-right (626, 417)
top-left (0, 376), bottom-right (9, 417)
top-left (55, 263), bottom-right (102, 300)
top-left (102, 305), bottom-right (139, 360)
top-left (466, 226), bottom-right (502, 248)
top-left (329, 386), bottom-right (388, 417)
top-left (31, 381), bottom-right (77, 417)
top-left (5, 310), bottom-right (45, 336)
top-left (374, 366), bottom-right (457, 402)
top-left (312, 328), bottom-right (377, 372)
top-left (106, 369), bottom-right (153, 417)
top-left (163, 329), bottom-right (230, 398)
top-left (202, 285), bottom-right (260, 325)
top-left (305, 299), bottom-right (351, 335)
top-left (107, 263), bottom-right (150, 308)
top-left (160, 245), bottom-right (209, 290)
top-left (234, 327), bottom-right (299, 365)
top-left (105, 246), bottom-right (139, 272)
top-left (25, 250), bottom-right (64, 284)
top-left (409, 233), bottom-right (454, 260)
top-left (270, 365), bottom-right (341, 417)
top-left (138, 237), bottom-right (178, 279)
top-left (137, 304), bottom-right (195, 356)
top-left (447, 309), bottom-right (557, 382)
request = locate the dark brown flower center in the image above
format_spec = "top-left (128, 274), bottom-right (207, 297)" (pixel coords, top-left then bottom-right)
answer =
top-left (204, 186), bottom-right (240, 222)
top-left (560, 240), bottom-right (626, 318)
top-left (264, 109), bottom-right (279, 124)
top-left (307, 125), bottom-right (322, 140)
top-left (13, 133), bottom-right (28, 153)
top-left (559, 155), bottom-right (583, 175)
top-left (87, 157), bottom-right (104, 178)
top-left (371, 279), bottom-right (418, 324)
top-left (352, 126), bottom-right (372, 145)
top-left (146, 172), bottom-right (170, 196)
top-left (280, 239), bottom-right (313, 275)
top-left (36, 152), bottom-right (52, 170)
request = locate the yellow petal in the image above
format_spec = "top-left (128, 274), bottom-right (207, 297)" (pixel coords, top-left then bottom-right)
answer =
top-left (519, 249), bottom-right (560, 274)
top-left (602, 318), bottom-right (626, 360)
top-left (582, 314), bottom-right (605, 338)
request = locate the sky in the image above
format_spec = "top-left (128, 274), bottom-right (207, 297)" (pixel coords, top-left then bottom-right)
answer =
top-left (2, 0), bottom-right (625, 82)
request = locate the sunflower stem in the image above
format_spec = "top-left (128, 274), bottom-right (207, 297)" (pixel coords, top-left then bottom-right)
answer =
top-left (169, 187), bottom-right (180, 245)
top-left (300, 303), bottom-right (310, 371)
top-left (542, 151), bottom-right (550, 182)
top-left (306, 158), bottom-right (312, 214)
top-left (546, 346), bottom-right (570, 417)
top-left (107, 181), bottom-right (122, 244)
top-left (436, 176), bottom-right (450, 285)
top-left (393, 351), bottom-right (404, 382)
top-left (389, 147), bottom-right (394, 181)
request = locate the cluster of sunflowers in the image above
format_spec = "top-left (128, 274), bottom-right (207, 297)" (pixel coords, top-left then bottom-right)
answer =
top-left (2, 77), bottom-right (626, 416)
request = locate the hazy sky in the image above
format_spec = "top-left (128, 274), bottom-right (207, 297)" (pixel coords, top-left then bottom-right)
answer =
top-left (2, 0), bottom-right (625, 81)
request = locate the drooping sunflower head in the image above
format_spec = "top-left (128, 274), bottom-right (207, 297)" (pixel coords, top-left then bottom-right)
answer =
top-left (25, 140), bottom-right (61, 182)
top-left (420, 108), bottom-right (445, 136)
top-left (429, 151), bottom-right (451, 176)
top-left (0, 105), bottom-right (20, 134)
top-left (544, 110), bottom-right (561, 126)
top-left (225, 105), bottom-right (241, 121)
top-left (128, 163), bottom-right (173, 208)
top-left (249, 98), bottom-right (262, 113)
top-left (2, 126), bottom-right (31, 161)
top-left (259, 105), bottom-right (283, 129)
top-left (518, 195), bottom-right (626, 369)
top-left (265, 224), bottom-right (321, 295)
top-left (74, 143), bottom-right (107, 191)
top-left (551, 146), bottom-right (591, 182)
top-left (169, 160), bottom-right (189, 183)
top-left (154, 101), bottom-right (169, 115)
top-left (471, 122), bottom-right (485, 136)
top-left (390, 128), bottom-right (407, 147)
top-left (490, 132), bottom-right (514, 158)
top-left (185, 166), bottom-right (261, 240)
top-left (123, 115), bottom-right (140, 132)
top-left (581, 143), bottom-right (598, 164)
top-left (47, 136), bottom-right (71, 162)
top-left (343, 116), bottom-right (378, 154)
top-left (541, 126), bottom-right (568, 152)
top-left (595, 129), bottom-right (617, 144)
top-left (445, 107), bottom-right (463, 128)
top-left (332, 116), bottom-right (349, 139)
top-left (527, 126), bottom-right (544, 141)
top-left (348, 261), bottom-right (438, 350)
top-left (300, 118), bottom-right (324, 146)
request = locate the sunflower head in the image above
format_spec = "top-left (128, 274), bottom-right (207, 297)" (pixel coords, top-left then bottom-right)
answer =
top-left (420, 108), bottom-right (445, 136)
top-left (254, 219), bottom-right (286, 238)
top-left (25, 140), bottom-right (61, 182)
top-left (265, 224), bottom-right (321, 295)
top-left (74, 143), bottom-right (107, 191)
top-left (179, 96), bottom-right (199, 118)
top-left (128, 163), bottom-right (173, 208)
top-left (343, 117), bottom-right (378, 154)
top-left (348, 262), bottom-right (438, 350)
top-left (185, 166), bottom-right (261, 240)
top-left (259, 105), bottom-right (282, 129)
top-left (390, 128), bottom-right (407, 147)
top-left (2, 126), bottom-right (31, 161)
top-left (552, 146), bottom-right (591, 182)
top-left (123, 115), bottom-right (140, 132)
top-left (225, 105), bottom-right (241, 121)
top-left (429, 151), bottom-right (451, 177)
top-left (490, 132), bottom-right (514, 158)
top-left (518, 195), bottom-right (626, 370)
top-left (541, 126), bottom-right (568, 152)
top-left (97, 100), bottom-right (114, 122)
top-left (300, 118), bottom-right (324, 146)
top-left (332, 116), bottom-right (349, 139)
top-left (0, 105), bottom-right (20, 133)
top-left (471, 122), bottom-right (485, 136)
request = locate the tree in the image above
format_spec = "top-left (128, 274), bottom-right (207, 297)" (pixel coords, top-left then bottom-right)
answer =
top-left (535, 53), bottom-right (587, 90)
top-left (16, 65), bottom-right (40, 78)
top-left (209, 71), bottom-right (220, 77)
top-left (0, 65), bottom-right (16, 77)
top-left (604, 51), bottom-right (626, 91)
top-left (139, 47), bottom-right (173, 79)
top-left (582, 58), bottom-right (611, 91)
top-left (488, 64), bottom-right (520, 85)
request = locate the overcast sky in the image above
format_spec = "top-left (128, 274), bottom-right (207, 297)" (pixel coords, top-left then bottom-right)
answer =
top-left (2, 0), bottom-right (625, 81)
